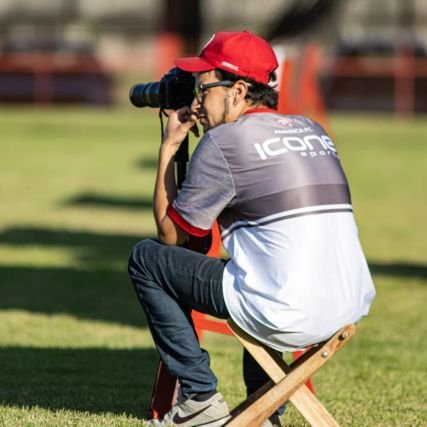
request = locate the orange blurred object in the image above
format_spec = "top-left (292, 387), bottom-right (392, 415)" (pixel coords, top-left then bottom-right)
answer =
top-left (278, 44), bottom-right (331, 134)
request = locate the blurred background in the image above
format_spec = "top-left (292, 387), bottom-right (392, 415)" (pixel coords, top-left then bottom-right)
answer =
top-left (0, 1), bottom-right (426, 426)
top-left (0, 0), bottom-right (426, 113)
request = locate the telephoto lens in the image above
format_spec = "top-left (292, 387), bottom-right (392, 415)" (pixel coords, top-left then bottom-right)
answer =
top-left (129, 81), bottom-right (161, 108)
top-left (129, 68), bottom-right (195, 110)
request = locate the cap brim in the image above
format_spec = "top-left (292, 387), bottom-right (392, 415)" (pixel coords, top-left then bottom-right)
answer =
top-left (175, 56), bottom-right (215, 73)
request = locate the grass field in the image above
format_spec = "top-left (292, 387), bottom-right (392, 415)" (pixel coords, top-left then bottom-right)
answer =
top-left (0, 106), bottom-right (426, 426)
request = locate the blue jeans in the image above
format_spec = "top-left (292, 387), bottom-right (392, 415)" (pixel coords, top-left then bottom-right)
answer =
top-left (128, 239), bottom-right (273, 398)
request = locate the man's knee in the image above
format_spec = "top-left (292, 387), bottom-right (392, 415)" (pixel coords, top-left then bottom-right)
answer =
top-left (128, 239), bottom-right (159, 279)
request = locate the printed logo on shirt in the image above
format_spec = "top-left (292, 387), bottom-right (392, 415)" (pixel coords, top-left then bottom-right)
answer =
top-left (254, 134), bottom-right (339, 160)
top-left (274, 127), bottom-right (313, 135)
top-left (275, 118), bottom-right (314, 134)
top-left (277, 117), bottom-right (308, 127)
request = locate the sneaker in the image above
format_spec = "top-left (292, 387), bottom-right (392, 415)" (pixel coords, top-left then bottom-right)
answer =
top-left (261, 414), bottom-right (282, 427)
top-left (153, 392), bottom-right (230, 426)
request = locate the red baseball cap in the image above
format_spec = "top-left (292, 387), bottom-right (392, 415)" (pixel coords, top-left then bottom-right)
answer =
top-left (175, 30), bottom-right (279, 85)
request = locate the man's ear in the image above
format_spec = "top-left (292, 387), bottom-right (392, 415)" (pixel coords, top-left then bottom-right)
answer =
top-left (232, 80), bottom-right (249, 103)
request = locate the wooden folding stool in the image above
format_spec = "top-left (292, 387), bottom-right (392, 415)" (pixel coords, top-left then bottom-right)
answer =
top-left (225, 319), bottom-right (356, 427)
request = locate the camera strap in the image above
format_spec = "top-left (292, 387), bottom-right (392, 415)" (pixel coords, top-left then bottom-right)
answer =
top-left (158, 109), bottom-right (188, 189)
top-left (159, 109), bottom-right (168, 140)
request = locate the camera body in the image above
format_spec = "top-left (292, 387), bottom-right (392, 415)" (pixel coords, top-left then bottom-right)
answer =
top-left (129, 67), bottom-right (195, 110)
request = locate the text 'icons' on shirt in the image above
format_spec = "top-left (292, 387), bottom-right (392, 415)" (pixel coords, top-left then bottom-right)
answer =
top-left (254, 133), bottom-right (339, 160)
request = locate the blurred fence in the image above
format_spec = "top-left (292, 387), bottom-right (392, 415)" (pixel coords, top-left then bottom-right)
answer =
top-left (0, 51), bottom-right (112, 105)
top-left (1, 36), bottom-right (427, 117)
top-left (321, 48), bottom-right (427, 116)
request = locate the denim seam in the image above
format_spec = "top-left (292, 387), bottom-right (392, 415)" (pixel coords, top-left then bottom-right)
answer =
top-left (141, 254), bottom-right (223, 283)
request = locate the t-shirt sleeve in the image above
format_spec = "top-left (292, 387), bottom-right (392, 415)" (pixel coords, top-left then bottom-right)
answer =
top-left (170, 132), bottom-right (235, 235)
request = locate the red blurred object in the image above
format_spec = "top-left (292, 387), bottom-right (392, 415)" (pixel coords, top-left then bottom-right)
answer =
top-left (321, 40), bottom-right (427, 117)
top-left (278, 44), bottom-right (331, 134)
top-left (0, 38), bottom-right (112, 105)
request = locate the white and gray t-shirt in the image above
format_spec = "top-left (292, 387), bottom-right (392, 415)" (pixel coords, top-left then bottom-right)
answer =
top-left (168, 110), bottom-right (375, 351)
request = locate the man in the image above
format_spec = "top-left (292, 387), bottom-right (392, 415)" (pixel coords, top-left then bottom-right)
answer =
top-left (128, 30), bottom-right (375, 427)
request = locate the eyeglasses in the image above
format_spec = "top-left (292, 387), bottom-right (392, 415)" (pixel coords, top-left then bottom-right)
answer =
top-left (194, 80), bottom-right (233, 103)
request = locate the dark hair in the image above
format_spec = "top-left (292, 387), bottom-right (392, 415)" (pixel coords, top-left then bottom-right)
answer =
top-left (214, 69), bottom-right (279, 109)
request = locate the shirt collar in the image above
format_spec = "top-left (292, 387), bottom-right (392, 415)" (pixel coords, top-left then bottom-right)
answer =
top-left (243, 107), bottom-right (278, 115)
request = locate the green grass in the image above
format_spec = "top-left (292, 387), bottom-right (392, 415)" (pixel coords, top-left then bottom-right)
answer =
top-left (0, 107), bottom-right (426, 426)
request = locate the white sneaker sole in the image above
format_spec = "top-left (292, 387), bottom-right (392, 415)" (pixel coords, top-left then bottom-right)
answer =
top-left (148, 414), bottom-right (230, 427)
top-left (196, 414), bottom-right (231, 426)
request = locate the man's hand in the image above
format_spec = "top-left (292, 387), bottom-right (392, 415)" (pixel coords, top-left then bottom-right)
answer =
top-left (152, 106), bottom-right (200, 246)
top-left (162, 107), bottom-right (199, 153)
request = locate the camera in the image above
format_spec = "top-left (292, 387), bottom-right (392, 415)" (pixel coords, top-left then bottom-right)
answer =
top-left (129, 67), bottom-right (195, 110)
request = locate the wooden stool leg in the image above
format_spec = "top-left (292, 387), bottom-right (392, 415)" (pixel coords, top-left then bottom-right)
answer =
top-left (226, 320), bottom-right (356, 427)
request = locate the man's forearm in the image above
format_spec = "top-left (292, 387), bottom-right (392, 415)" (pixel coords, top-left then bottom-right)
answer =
top-left (153, 143), bottom-right (188, 245)
top-left (153, 143), bottom-right (177, 237)
top-left (152, 107), bottom-right (196, 245)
